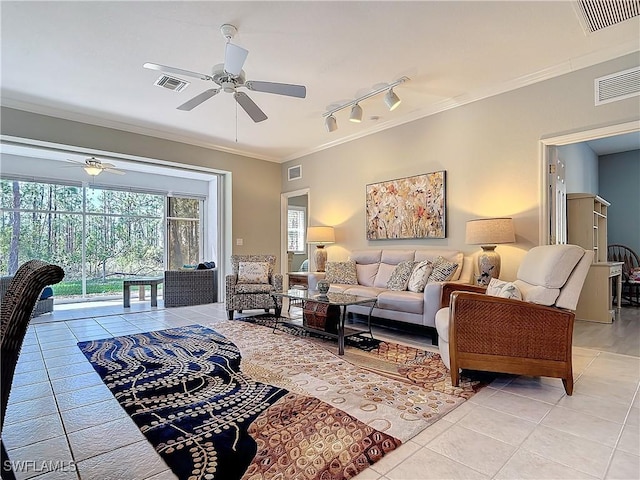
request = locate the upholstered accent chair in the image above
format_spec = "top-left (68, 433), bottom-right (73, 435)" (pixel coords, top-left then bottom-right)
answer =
top-left (226, 255), bottom-right (283, 320)
top-left (435, 244), bottom-right (593, 395)
top-left (1, 260), bottom-right (65, 479)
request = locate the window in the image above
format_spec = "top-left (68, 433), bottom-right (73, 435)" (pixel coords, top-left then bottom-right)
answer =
top-left (287, 206), bottom-right (306, 254)
top-left (167, 197), bottom-right (202, 270)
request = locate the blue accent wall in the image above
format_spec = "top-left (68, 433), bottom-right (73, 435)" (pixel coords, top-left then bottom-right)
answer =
top-left (599, 150), bottom-right (640, 256)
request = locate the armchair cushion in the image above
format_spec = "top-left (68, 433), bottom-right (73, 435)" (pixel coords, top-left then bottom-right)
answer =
top-left (235, 283), bottom-right (274, 294)
top-left (238, 262), bottom-right (269, 284)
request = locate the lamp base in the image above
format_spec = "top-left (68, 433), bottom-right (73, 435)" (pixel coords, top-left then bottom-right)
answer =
top-left (476, 245), bottom-right (501, 286)
top-left (315, 245), bottom-right (328, 272)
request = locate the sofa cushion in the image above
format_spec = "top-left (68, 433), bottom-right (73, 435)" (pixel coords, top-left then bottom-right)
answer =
top-left (350, 250), bottom-right (382, 265)
top-left (377, 290), bottom-right (424, 314)
top-left (435, 307), bottom-right (450, 342)
top-left (380, 250), bottom-right (416, 264)
top-left (427, 256), bottom-right (459, 283)
top-left (238, 262), bottom-right (269, 284)
top-left (342, 285), bottom-right (386, 298)
top-left (356, 263), bottom-right (379, 287)
top-left (408, 260), bottom-right (433, 293)
top-left (326, 261), bottom-right (358, 284)
top-left (374, 263), bottom-right (397, 288)
top-left (387, 261), bottom-right (415, 291)
top-left (39, 286), bottom-right (54, 300)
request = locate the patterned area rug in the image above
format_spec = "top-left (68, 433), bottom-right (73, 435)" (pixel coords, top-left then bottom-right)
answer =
top-left (78, 320), bottom-right (487, 480)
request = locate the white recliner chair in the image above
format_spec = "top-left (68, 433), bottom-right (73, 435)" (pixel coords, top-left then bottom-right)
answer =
top-left (435, 244), bottom-right (593, 395)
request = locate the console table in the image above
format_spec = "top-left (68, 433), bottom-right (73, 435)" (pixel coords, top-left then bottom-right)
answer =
top-left (123, 277), bottom-right (163, 308)
top-left (575, 262), bottom-right (623, 323)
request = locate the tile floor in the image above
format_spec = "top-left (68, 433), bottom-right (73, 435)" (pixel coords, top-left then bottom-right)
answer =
top-left (3, 301), bottom-right (640, 480)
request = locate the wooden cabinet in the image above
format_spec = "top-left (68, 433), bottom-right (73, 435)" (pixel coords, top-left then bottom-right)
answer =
top-left (567, 193), bottom-right (621, 322)
top-left (567, 193), bottom-right (609, 262)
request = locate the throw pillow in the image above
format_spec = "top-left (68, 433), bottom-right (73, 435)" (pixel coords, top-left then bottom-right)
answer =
top-left (408, 260), bottom-right (433, 293)
top-left (387, 261), bottom-right (416, 291)
top-left (486, 278), bottom-right (522, 300)
top-left (237, 262), bottom-right (269, 284)
top-left (325, 261), bottom-right (358, 285)
top-left (486, 278), bottom-right (507, 296)
top-left (427, 256), bottom-right (459, 283)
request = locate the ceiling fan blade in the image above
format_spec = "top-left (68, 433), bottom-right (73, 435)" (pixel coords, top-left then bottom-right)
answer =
top-left (224, 43), bottom-right (248, 76)
top-left (177, 89), bottom-right (220, 111)
top-left (245, 81), bottom-right (306, 98)
top-left (104, 168), bottom-right (126, 175)
top-left (234, 92), bottom-right (268, 123)
top-left (143, 62), bottom-right (213, 81)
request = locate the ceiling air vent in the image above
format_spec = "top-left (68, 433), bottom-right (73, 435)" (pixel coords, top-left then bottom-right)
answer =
top-left (595, 66), bottom-right (640, 105)
top-left (154, 75), bottom-right (189, 92)
top-left (575, 0), bottom-right (640, 32)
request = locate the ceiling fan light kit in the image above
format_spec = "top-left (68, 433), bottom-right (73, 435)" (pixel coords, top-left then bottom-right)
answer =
top-left (70, 157), bottom-right (125, 176)
top-left (322, 76), bottom-right (409, 132)
top-left (143, 24), bottom-right (306, 123)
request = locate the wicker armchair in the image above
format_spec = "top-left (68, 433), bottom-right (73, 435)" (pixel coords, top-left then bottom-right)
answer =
top-left (435, 245), bottom-right (593, 395)
top-left (1, 260), bottom-right (64, 479)
top-left (0, 276), bottom-right (54, 317)
top-left (164, 269), bottom-right (218, 307)
top-left (226, 255), bottom-right (283, 320)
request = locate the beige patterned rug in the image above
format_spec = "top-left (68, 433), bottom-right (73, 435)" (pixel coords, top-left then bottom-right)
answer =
top-left (213, 319), bottom-right (487, 446)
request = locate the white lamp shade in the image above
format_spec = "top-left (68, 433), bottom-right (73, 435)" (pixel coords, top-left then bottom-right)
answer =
top-left (465, 218), bottom-right (515, 245)
top-left (84, 166), bottom-right (102, 176)
top-left (307, 226), bottom-right (335, 244)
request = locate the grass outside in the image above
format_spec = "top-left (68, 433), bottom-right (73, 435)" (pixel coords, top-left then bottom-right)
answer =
top-left (52, 278), bottom-right (164, 297)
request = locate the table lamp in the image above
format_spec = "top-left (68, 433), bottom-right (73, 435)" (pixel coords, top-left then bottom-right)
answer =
top-left (465, 218), bottom-right (515, 285)
top-left (307, 226), bottom-right (335, 272)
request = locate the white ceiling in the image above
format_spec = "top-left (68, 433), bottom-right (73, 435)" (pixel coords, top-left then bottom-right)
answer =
top-left (1, 1), bottom-right (639, 163)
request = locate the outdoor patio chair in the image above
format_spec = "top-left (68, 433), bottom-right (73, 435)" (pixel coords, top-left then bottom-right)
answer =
top-left (1, 260), bottom-right (64, 480)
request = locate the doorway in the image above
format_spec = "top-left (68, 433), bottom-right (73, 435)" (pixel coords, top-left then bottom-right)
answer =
top-left (281, 188), bottom-right (310, 285)
top-left (539, 121), bottom-right (639, 246)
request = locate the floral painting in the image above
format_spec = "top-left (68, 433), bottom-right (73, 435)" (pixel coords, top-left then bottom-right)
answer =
top-left (366, 171), bottom-right (446, 240)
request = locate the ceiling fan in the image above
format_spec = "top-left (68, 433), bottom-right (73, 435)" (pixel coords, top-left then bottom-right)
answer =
top-left (65, 157), bottom-right (125, 176)
top-left (143, 24), bottom-right (306, 123)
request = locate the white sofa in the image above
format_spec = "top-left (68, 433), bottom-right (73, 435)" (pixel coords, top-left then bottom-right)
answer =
top-left (308, 249), bottom-right (473, 334)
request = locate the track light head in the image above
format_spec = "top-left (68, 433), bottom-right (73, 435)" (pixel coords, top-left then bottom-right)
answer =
top-left (384, 89), bottom-right (401, 111)
top-left (325, 114), bottom-right (338, 132)
top-left (349, 104), bottom-right (363, 123)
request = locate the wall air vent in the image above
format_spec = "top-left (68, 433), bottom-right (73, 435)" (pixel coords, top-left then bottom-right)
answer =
top-left (575, 0), bottom-right (640, 32)
top-left (595, 66), bottom-right (640, 105)
top-left (154, 75), bottom-right (189, 92)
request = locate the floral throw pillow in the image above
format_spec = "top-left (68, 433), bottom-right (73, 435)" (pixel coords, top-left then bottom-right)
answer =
top-left (408, 260), bottom-right (433, 293)
top-left (237, 262), bottom-right (269, 284)
top-left (427, 256), bottom-right (459, 283)
top-left (325, 261), bottom-right (358, 285)
top-left (387, 261), bottom-right (416, 291)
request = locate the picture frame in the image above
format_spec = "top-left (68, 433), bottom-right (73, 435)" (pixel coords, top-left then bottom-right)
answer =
top-left (365, 170), bottom-right (446, 240)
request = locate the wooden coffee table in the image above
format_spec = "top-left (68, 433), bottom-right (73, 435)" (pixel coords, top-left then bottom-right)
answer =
top-left (272, 289), bottom-right (377, 355)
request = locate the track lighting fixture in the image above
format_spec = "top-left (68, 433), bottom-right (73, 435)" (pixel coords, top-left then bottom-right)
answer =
top-left (321, 76), bottom-right (409, 132)
top-left (325, 114), bottom-right (338, 132)
top-left (349, 104), bottom-right (363, 123)
top-left (384, 89), bottom-right (401, 111)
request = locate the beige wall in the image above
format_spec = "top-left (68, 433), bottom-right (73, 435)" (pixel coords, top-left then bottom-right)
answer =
top-left (0, 108), bottom-right (283, 271)
top-left (282, 53), bottom-right (640, 281)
